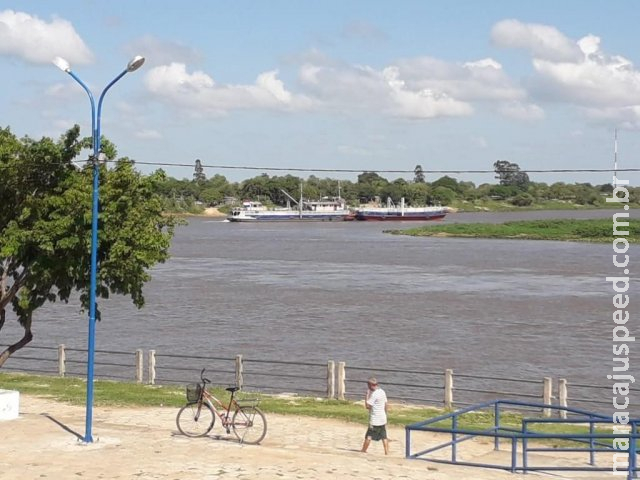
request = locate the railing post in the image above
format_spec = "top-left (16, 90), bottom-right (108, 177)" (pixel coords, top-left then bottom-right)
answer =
top-left (444, 369), bottom-right (453, 410)
top-left (327, 360), bottom-right (335, 399)
top-left (235, 354), bottom-right (244, 389)
top-left (57, 344), bottom-right (66, 377)
top-left (147, 349), bottom-right (156, 385)
top-left (337, 361), bottom-right (346, 400)
top-left (543, 376), bottom-right (552, 417)
top-left (135, 349), bottom-right (143, 384)
top-left (558, 378), bottom-right (567, 419)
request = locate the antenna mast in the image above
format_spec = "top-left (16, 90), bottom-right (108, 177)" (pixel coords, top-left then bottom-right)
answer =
top-left (613, 128), bottom-right (618, 187)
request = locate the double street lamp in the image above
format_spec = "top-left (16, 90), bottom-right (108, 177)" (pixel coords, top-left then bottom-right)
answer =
top-left (53, 55), bottom-right (145, 443)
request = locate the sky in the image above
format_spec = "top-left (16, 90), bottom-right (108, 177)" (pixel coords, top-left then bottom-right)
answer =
top-left (1, 0), bottom-right (639, 186)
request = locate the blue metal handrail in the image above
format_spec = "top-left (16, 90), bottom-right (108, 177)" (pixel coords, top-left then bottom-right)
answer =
top-left (406, 399), bottom-right (639, 479)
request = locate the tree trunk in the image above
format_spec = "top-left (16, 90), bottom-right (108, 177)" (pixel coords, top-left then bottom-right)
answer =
top-left (0, 315), bottom-right (33, 368)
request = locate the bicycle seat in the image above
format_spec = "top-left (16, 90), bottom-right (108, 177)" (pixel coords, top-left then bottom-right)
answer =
top-left (226, 386), bottom-right (240, 393)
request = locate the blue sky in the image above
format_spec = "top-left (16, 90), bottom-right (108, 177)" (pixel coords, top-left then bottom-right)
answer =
top-left (1, 1), bottom-right (639, 185)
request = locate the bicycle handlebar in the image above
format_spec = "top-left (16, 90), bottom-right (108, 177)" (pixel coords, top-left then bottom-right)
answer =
top-left (200, 368), bottom-right (211, 385)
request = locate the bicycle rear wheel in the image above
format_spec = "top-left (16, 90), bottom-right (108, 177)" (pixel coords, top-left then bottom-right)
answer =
top-left (176, 401), bottom-right (215, 437)
top-left (231, 406), bottom-right (267, 444)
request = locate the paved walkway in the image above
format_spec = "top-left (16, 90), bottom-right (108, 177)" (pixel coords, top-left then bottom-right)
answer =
top-left (2, 396), bottom-right (609, 479)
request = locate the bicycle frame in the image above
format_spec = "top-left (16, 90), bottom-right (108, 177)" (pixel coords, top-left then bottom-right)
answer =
top-left (200, 388), bottom-right (237, 430)
top-left (177, 369), bottom-right (266, 444)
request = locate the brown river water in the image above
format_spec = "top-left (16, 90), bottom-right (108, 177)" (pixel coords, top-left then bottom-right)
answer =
top-left (2, 209), bottom-right (636, 408)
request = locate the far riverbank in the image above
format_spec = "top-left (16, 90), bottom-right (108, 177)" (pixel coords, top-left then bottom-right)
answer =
top-left (387, 217), bottom-right (638, 243)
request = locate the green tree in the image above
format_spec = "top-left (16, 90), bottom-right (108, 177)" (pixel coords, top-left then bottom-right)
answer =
top-left (357, 171), bottom-right (388, 203)
top-left (494, 160), bottom-right (530, 189)
top-left (413, 164), bottom-right (425, 183)
top-left (510, 192), bottom-right (534, 206)
top-left (0, 126), bottom-right (178, 367)
top-left (193, 158), bottom-right (206, 183)
top-left (431, 175), bottom-right (461, 193)
top-left (431, 186), bottom-right (456, 205)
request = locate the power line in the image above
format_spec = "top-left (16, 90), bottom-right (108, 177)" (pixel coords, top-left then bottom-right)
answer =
top-left (129, 160), bottom-right (640, 175)
top-left (1, 158), bottom-right (639, 175)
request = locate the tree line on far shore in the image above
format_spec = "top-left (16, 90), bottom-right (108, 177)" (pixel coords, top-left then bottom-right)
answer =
top-left (166, 159), bottom-right (633, 213)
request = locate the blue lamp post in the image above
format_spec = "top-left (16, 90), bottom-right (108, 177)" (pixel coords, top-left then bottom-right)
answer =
top-left (53, 55), bottom-right (145, 443)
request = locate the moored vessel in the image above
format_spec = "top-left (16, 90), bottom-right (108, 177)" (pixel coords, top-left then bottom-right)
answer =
top-left (354, 198), bottom-right (447, 221)
top-left (228, 196), bottom-right (354, 222)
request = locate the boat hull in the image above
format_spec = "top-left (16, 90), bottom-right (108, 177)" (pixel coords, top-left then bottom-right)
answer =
top-left (354, 209), bottom-right (447, 221)
top-left (228, 212), bottom-right (354, 222)
top-left (354, 214), bottom-right (446, 221)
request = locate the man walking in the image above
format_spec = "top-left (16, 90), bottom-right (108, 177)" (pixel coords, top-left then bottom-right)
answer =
top-left (361, 376), bottom-right (389, 454)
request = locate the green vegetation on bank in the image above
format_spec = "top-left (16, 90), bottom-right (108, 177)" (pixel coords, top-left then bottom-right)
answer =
top-left (0, 371), bottom-right (441, 426)
top-left (156, 158), bottom-right (639, 214)
top-left (0, 372), bottom-right (606, 445)
top-left (388, 218), bottom-right (640, 243)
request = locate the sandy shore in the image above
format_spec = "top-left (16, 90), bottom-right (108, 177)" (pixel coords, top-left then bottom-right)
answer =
top-left (2, 395), bottom-right (609, 479)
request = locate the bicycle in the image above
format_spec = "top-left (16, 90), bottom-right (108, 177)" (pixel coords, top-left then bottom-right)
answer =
top-left (176, 368), bottom-right (267, 444)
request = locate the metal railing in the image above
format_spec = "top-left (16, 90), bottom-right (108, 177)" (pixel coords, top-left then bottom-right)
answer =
top-left (406, 399), bottom-right (638, 479)
top-left (3, 344), bottom-right (635, 415)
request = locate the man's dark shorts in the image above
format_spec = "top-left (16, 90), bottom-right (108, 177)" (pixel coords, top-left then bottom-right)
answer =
top-left (365, 425), bottom-right (387, 441)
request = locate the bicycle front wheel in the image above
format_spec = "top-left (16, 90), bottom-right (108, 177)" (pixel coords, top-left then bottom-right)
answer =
top-left (176, 402), bottom-right (216, 437)
top-left (232, 406), bottom-right (267, 444)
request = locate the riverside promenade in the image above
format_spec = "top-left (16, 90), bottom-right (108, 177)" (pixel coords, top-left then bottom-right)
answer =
top-left (3, 396), bottom-right (607, 479)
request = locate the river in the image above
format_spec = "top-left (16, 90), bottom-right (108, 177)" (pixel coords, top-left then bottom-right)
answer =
top-left (2, 209), bottom-right (634, 396)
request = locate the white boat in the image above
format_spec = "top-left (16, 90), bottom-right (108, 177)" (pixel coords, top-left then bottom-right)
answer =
top-left (354, 198), bottom-right (447, 221)
top-left (228, 197), bottom-right (354, 222)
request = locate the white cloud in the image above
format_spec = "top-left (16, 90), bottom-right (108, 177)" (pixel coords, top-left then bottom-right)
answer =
top-left (383, 66), bottom-right (473, 118)
top-left (135, 129), bottom-right (162, 140)
top-left (497, 101), bottom-right (545, 121)
top-left (144, 62), bottom-right (314, 115)
top-left (124, 35), bottom-right (203, 68)
top-left (583, 106), bottom-right (640, 130)
top-left (491, 19), bottom-right (581, 62)
top-left (395, 56), bottom-right (525, 102)
top-left (0, 10), bottom-right (93, 64)
top-left (297, 55), bottom-right (528, 119)
top-left (531, 36), bottom-right (640, 107)
top-left (493, 19), bottom-right (640, 128)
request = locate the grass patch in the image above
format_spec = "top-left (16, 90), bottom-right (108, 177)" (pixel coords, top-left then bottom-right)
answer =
top-left (388, 218), bottom-right (640, 243)
top-left (0, 371), bottom-right (441, 425)
top-left (0, 372), bottom-right (613, 447)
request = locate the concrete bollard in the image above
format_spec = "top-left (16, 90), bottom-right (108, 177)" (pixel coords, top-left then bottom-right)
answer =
top-left (135, 349), bottom-right (143, 384)
top-left (235, 354), bottom-right (244, 390)
top-left (58, 344), bottom-right (66, 377)
top-left (327, 361), bottom-right (335, 399)
top-left (148, 350), bottom-right (156, 385)
top-left (337, 362), bottom-right (346, 400)
top-left (558, 379), bottom-right (568, 419)
top-left (543, 377), bottom-right (553, 417)
top-left (444, 369), bottom-right (453, 410)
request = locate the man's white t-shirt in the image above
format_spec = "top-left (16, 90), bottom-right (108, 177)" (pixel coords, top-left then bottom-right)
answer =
top-left (366, 387), bottom-right (387, 426)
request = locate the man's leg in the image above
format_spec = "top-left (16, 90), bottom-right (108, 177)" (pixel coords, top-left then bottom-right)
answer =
top-left (361, 437), bottom-right (371, 453)
top-left (382, 438), bottom-right (389, 455)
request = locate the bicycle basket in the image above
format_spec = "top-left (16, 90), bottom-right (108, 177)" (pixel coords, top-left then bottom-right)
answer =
top-left (186, 383), bottom-right (202, 402)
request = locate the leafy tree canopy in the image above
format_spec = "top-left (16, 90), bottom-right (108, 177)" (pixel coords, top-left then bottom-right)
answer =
top-left (0, 126), bottom-right (178, 367)
top-left (494, 160), bottom-right (530, 189)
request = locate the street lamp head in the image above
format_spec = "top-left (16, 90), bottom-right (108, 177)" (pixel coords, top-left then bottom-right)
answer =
top-left (127, 56), bottom-right (145, 72)
top-left (52, 56), bottom-right (71, 73)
